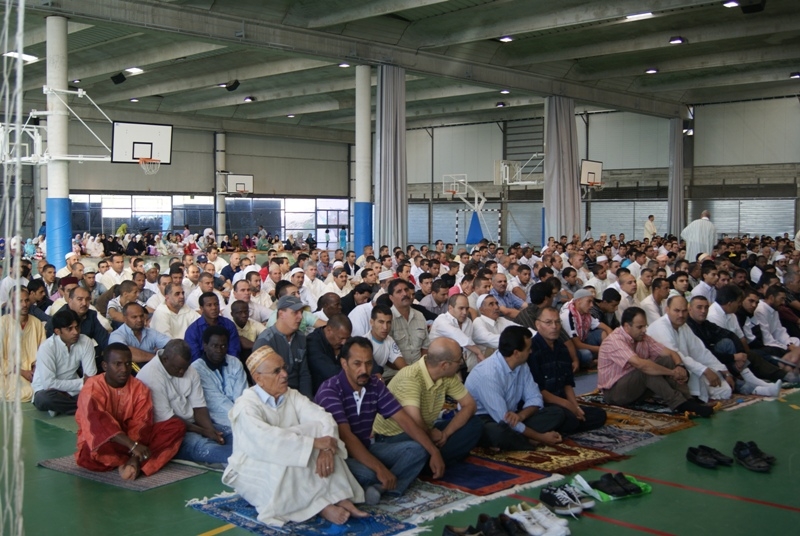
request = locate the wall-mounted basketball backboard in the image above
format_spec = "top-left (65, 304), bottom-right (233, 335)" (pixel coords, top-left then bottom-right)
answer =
top-left (216, 173), bottom-right (254, 195)
top-left (580, 159), bottom-right (603, 185)
top-left (111, 121), bottom-right (173, 164)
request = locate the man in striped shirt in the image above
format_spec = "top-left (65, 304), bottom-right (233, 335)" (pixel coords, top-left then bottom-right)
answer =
top-left (315, 337), bottom-right (444, 505)
top-left (598, 306), bottom-right (713, 417)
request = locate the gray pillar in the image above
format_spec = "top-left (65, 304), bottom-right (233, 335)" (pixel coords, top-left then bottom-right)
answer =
top-left (215, 132), bottom-right (226, 235)
top-left (667, 117), bottom-right (685, 237)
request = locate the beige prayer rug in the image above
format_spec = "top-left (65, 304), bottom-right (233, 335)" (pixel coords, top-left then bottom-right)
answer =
top-left (471, 441), bottom-right (625, 475)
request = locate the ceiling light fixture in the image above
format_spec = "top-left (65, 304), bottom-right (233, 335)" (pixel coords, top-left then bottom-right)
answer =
top-left (225, 79), bottom-right (240, 92)
top-left (645, 68), bottom-right (659, 74)
top-left (498, 36), bottom-right (514, 43)
top-left (723, 1), bottom-right (739, 7)
top-left (125, 67), bottom-right (144, 75)
top-left (338, 62), bottom-right (350, 68)
top-left (2, 51), bottom-right (39, 63)
top-left (500, 89), bottom-right (510, 94)
top-left (790, 72), bottom-right (800, 79)
top-left (72, 79), bottom-right (81, 84)
top-left (625, 12), bottom-right (653, 21)
top-left (496, 102), bottom-right (507, 108)
top-left (243, 96), bottom-right (256, 103)
top-left (287, 114), bottom-right (295, 118)
top-left (217, 83), bottom-right (227, 88)
top-left (669, 36), bottom-right (686, 44)
top-left (129, 98), bottom-right (139, 103)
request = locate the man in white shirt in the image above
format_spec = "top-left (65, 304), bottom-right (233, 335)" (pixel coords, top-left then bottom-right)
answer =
top-left (207, 247), bottom-right (228, 274)
top-left (304, 263), bottom-right (326, 303)
top-left (247, 271), bottom-right (272, 309)
top-left (690, 264), bottom-right (718, 305)
top-left (754, 285), bottom-right (800, 351)
top-left (627, 250), bottom-right (646, 280)
top-left (146, 274), bottom-right (171, 313)
top-left (31, 309), bottom-right (97, 415)
top-left (262, 262), bottom-right (284, 300)
top-left (429, 294), bottom-right (482, 370)
top-left (472, 294), bottom-right (524, 354)
top-left (615, 272), bottom-right (640, 323)
top-left (585, 264), bottom-right (610, 295)
top-left (647, 295), bottom-right (732, 402)
top-left (55, 252), bottom-right (79, 279)
top-left (640, 277), bottom-right (670, 325)
top-left (290, 267), bottom-right (318, 311)
top-left (366, 304), bottom-right (407, 378)
top-left (151, 283), bottom-right (200, 339)
top-left (99, 254), bottom-right (127, 290)
top-left (508, 265), bottom-right (533, 304)
top-left (186, 272), bottom-right (227, 312)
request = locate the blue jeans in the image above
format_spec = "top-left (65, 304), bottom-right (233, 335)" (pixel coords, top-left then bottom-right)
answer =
top-left (176, 427), bottom-right (233, 465)
top-left (378, 415), bottom-right (483, 467)
top-left (345, 440), bottom-right (428, 495)
top-left (577, 328), bottom-right (604, 365)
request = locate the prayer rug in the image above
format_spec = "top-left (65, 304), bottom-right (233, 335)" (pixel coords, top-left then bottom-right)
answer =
top-left (365, 481), bottom-right (479, 523)
top-left (420, 455), bottom-right (556, 496)
top-left (569, 426), bottom-right (662, 454)
top-left (577, 391), bottom-right (677, 415)
top-left (471, 441), bottom-right (625, 475)
top-left (718, 394), bottom-right (764, 412)
top-left (187, 493), bottom-right (419, 536)
top-left (601, 405), bottom-right (696, 435)
top-left (38, 455), bottom-right (206, 491)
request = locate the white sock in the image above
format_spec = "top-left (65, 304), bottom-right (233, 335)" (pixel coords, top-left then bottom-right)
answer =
top-left (753, 379), bottom-right (782, 397)
top-left (740, 368), bottom-right (769, 388)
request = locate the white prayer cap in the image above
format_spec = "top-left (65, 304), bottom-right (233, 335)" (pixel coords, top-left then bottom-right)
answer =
top-left (775, 254), bottom-right (786, 262)
top-left (65, 252), bottom-right (77, 261)
top-left (698, 253), bottom-right (711, 262)
top-left (332, 260), bottom-right (344, 268)
top-left (476, 294), bottom-right (491, 309)
top-left (596, 255), bottom-right (608, 263)
top-left (289, 267), bottom-right (304, 276)
top-left (378, 270), bottom-right (393, 282)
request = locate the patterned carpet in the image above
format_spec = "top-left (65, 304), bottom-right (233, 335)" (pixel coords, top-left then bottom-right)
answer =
top-left (569, 425), bottom-right (663, 454)
top-left (471, 441), bottom-right (625, 475)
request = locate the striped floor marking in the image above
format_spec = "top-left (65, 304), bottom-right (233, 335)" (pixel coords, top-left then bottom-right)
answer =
top-left (592, 468), bottom-right (800, 513)
top-left (510, 494), bottom-right (676, 536)
top-left (197, 523), bottom-right (235, 536)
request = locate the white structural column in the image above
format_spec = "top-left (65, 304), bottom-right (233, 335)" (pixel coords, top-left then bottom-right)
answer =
top-left (354, 65), bottom-right (372, 254)
top-left (46, 16), bottom-right (71, 269)
top-left (215, 132), bottom-right (227, 235)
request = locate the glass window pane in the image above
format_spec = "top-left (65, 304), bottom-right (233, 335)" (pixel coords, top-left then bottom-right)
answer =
top-left (326, 211), bottom-right (338, 226)
top-left (173, 195), bottom-right (213, 207)
top-left (317, 212), bottom-right (328, 225)
top-left (338, 211), bottom-right (349, 226)
top-left (70, 194), bottom-right (89, 203)
top-left (102, 195), bottom-right (131, 209)
top-left (133, 196), bottom-right (171, 212)
top-left (285, 212), bottom-right (314, 230)
top-left (102, 208), bottom-right (131, 219)
top-left (317, 198), bottom-right (348, 210)
top-left (90, 195), bottom-right (102, 203)
top-left (285, 198), bottom-right (315, 212)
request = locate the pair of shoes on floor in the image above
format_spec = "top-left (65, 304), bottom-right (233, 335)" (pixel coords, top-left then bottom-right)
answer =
top-left (686, 445), bottom-right (733, 469)
top-left (675, 398), bottom-right (714, 418)
top-left (504, 503), bottom-right (571, 536)
top-left (538, 483), bottom-right (595, 517)
top-left (588, 472), bottom-right (642, 498)
top-left (443, 510), bottom-right (566, 536)
top-left (733, 441), bottom-right (775, 473)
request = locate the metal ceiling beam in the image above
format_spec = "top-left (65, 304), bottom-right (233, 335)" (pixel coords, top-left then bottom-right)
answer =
top-left (684, 83), bottom-right (800, 104)
top-left (28, 0), bottom-right (686, 118)
top-left (92, 58), bottom-right (334, 104)
top-left (285, 0), bottom-right (449, 29)
top-left (502, 14), bottom-right (800, 66)
top-left (572, 45), bottom-right (800, 81)
top-left (24, 41), bottom-right (227, 91)
top-left (240, 96), bottom-right (356, 120)
top-left (2, 21), bottom-right (93, 54)
top-left (635, 66), bottom-right (798, 92)
top-left (400, 0), bottom-right (718, 49)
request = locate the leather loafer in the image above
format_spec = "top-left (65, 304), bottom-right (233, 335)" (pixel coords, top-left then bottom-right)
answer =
top-left (687, 447), bottom-right (718, 469)
top-left (747, 441), bottom-right (776, 465)
top-left (733, 441), bottom-right (771, 473)
top-left (476, 513), bottom-right (509, 536)
top-left (698, 445), bottom-right (733, 466)
top-left (590, 473), bottom-right (629, 497)
top-left (442, 525), bottom-right (482, 536)
top-left (612, 472), bottom-right (643, 495)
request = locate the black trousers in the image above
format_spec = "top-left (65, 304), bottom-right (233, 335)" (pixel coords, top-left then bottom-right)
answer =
top-left (33, 389), bottom-right (79, 415)
top-left (478, 405), bottom-right (566, 451)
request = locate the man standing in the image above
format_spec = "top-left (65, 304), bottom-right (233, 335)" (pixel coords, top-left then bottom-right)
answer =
top-left (184, 292), bottom-right (242, 362)
top-left (151, 283), bottom-right (201, 340)
top-left (466, 326), bottom-right (564, 450)
top-left (137, 340), bottom-right (232, 466)
top-left (644, 215), bottom-right (658, 241)
top-left (253, 295), bottom-right (313, 398)
top-left (681, 210), bottom-right (717, 262)
top-left (598, 307), bottom-right (712, 416)
top-left (315, 337), bottom-right (444, 504)
top-left (75, 344), bottom-right (185, 480)
top-left (372, 338), bottom-right (482, 467)
top-left (32, 309), bottom-right (97, 415)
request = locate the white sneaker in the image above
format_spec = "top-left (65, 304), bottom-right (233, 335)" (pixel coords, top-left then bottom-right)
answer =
top-left (519, 502), bottom-right (570, 531)
top-left (504, 505), bottom-right (545, 536)
top-left (754, 379), bottom-right (782, 397)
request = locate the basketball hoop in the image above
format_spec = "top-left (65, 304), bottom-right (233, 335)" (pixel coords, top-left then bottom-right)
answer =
top-left (236, 189), bottom-right (250, 197)
top-left (138, 157), bottom-right (161, 175)
top-left (445, 190), bottom-right (457, 196)
top-left (588, 182), bottom-right (605, 191)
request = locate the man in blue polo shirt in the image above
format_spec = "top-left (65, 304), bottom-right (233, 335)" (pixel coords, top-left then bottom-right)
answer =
top-left (315, 336), bottom-right (444, 505)
top-left (109, 302), bottom-right (172, 372)
top-left (184, 292), bottom-right (241, 362)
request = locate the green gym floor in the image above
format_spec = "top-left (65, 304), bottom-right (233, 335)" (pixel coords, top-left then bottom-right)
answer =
top-left (6, 388), bottom-right (800, 536)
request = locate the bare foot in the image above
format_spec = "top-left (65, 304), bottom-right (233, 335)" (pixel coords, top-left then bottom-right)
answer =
top-left (319, 504), bottom-right (349, 525)
top-left (118, 457), bottom-right (140, 481)
top-left (337, 499), bottom-right (369, 518)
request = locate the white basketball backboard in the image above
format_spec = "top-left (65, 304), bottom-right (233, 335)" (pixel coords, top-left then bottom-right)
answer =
top-left (216, 173), bottom-right (254, 195)
top-left (580, 159), bottom-right (603, 185)
top-left (111, 121), bottom-right (173, 164)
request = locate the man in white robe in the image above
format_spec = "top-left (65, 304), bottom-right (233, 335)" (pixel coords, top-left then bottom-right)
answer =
top-left (646, 295), bottom-right (732, 402)
top-left (644, 215), bottom-right (658, 241)
top-left (223, 346), bottom-right (366, 527)
top-left (472, 294), bottom-right (528, 355)
top-left (680, 210), bottom-right (717, 262)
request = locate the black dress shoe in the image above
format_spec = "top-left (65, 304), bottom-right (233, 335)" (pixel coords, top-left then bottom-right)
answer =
top-left (687, 447), bottom-right (718, 469)
top-left (733, 441), bottom-right (771, 473)
top-left (498, 514), bottom-right (528, 536)
top-left (676, 399), bottom-right (714, 418)
top-left (442, 525), bottom-right (482, 536)
top-left (747, 441), bottom-right (776, 465)
top-left (612, 472), bottom-right (643, 495)
top-left (476, 514), bottom-right (509, 536)
top-left (590, 473), bottom-right (629, 497)
top-left (698, 445), bottom-right (733, 466)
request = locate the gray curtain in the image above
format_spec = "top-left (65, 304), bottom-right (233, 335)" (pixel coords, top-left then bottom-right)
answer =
top-left (373, 65), bottom-right (407, 248)
top-left (667, 117), bottom-right (685, 237)
top-left (543, 96), bottom-right (581, 240)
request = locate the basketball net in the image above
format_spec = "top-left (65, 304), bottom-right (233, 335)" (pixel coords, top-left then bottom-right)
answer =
top-left (138, 157), bottom-right (161, 176)
top-left (0, 1), bottom-right (29, 534)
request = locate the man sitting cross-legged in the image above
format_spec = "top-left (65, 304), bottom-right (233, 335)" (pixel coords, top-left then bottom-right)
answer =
top-left (466, 325), bottom-right (564, 450)
top-left (137, 339), bottom-right (233, 466)
top-left (108, 302), bottom-right (172, 372)
top-left (75, 343), bottom-right (186, 480)
top-left (372, 338), bottom-right (482, 467)
top-left (315, 337), bottom-right (444, 505)
top-left (223, 346), bottom-right (367, 526)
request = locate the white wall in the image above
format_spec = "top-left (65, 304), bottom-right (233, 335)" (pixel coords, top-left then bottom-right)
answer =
top-left (407, 129), bottom-right (432, 184)
top-left (694, 98), bottom-right (800, 166)
top-left (585, 112), bottom-right (670, 169)
top-left (432, 123), bottom-right (502, 184)
top-left (65, 122), bottom-right (349, 196)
